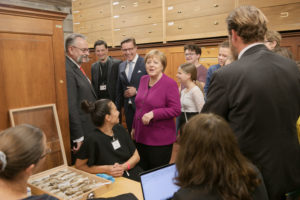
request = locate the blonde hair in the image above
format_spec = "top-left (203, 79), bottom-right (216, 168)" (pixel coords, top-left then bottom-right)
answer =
top-left (145, 50), bottom-right (167, 71)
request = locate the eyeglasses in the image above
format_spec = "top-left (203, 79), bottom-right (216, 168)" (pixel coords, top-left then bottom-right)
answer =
top-left (40, 148), bottom-right (52, 159)
top-left (72, 46), bottom-right (89, 53)
top-left (184, 53), bottom-right (196, 57)
top-left (122, 48), bottom-right (135, 52)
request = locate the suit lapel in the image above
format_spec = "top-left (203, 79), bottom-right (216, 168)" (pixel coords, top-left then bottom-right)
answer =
top-left (71, 61), bottom-right (97, 98)
top-left (130, 56), bottom-right (142, 83)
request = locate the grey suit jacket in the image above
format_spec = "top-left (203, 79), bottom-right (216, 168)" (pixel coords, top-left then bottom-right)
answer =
top-left (202, 44), bottom-right (300, 199)
top-left (115, 55), bottom-right (147, 113)
top-left (91, 56), bottom-right (121, 102)
top-left (65, 56), bottom-right (97, 141)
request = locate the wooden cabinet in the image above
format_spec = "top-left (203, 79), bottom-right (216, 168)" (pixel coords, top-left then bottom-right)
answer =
top-left (260, 2), bottom-right (300, 31)
top-left (166, 0), bottom-right (234, 21)
top-left (166, 13), bottom-right (228, 41)
top-left (72, 0), bottom-right (300, 47)
top-left (0, 4), bottom-right (71, 165)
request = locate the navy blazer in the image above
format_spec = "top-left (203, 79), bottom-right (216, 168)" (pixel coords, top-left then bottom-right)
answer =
top-left (115, 55), bottom-right (147, 113)
top-left (65, 56), bottom-right (97, 141)
top-left (91, 56), bottom-right (122, 102)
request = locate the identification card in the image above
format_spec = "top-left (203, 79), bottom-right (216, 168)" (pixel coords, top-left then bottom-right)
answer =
top-left (100, 85), bottom-right (107, 91)
top-left (111, 139), bottom-right (121, 150)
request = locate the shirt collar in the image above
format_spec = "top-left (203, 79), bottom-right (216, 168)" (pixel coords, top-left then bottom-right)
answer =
top-left (238, 42), bottom-right (264, 59)
top-left (128, 54), bottom-right (138, 64)
top-left (67, 55), bottom-right (81, 69)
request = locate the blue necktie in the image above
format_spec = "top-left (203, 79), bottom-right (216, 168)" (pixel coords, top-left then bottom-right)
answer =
top-left (128, 61), bottom-right (133, 81)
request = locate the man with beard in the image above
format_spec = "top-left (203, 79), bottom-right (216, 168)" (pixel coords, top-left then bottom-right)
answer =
top-left (202, 6), bottom-right (300, 199)
top-left (65, 33), bottom-right (97, 162)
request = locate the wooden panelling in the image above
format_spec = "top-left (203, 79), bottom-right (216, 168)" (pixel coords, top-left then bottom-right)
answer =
top-left (0, 4), bottom-right (71, 164)
top-left (113, 0), bottom-right (162, 15)
top-left (72, 0), bottom-right (107, 10)
top-left (85, 30), bottom-right (113, 47)
top-left (238, 0), bottom-right (300, 8)
top-left (260, 3), bottom-right (300, 31)
top-left (114, 23), bottom-right (163, 46)
top-left (166, 13), bottom-right (228, 41)
top-left (166, 0), bottom-right (234, 21)
top-left (113, 7), bottom-right (162, 28)
top-left (72, 3), bottom-right (111, 22)
top-left (74, 17), bottom-right (112, 33)
top-left (0, 13), bottom-right (53, 35)
top-left (0, 34), bottom-right (56, 108)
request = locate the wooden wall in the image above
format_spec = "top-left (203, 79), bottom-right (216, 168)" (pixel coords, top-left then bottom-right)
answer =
top-left (82, 31), bottom-right (300, 83)
top-left (72, 0), bottom-right (300, 47)
top-left (0, 4), bottom-right (72, 165)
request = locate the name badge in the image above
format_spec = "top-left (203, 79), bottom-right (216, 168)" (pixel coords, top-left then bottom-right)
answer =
top-left (111, 139), bottom-right (121, 150)
top-left (100, 85), bottom-right (107, 91)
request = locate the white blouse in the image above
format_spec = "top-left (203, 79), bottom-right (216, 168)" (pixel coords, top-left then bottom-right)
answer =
top-left (180, 86), bottom-right (205, 113)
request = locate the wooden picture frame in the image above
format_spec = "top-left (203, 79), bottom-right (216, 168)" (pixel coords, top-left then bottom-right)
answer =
top-left (9, 104), bottom-right (67, 173)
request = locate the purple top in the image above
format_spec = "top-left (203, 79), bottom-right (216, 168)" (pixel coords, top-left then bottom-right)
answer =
top-left (197, 64), bottom-right (208, 83)
top-left (133, 74), bottom-right (181, 146)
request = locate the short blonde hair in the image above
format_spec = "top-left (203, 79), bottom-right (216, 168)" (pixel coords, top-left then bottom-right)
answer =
top-left (145, 50), bottom-right (167, 71)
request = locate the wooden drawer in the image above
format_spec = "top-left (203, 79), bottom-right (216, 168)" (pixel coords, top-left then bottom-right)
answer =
top-left (238, 0), bottom-right (300, 8)
top-left (201, 46), bottom-right (219, 58)
top-left (72, 0), bottom-right (107, 10)
top-left (114, 7), bottom-right (162, 28)
top-left (260, 2), bottom-right (300, 31)
top-left (113, 0), bottom-right (161, 15)
top-left (72, 4), bottom-right (111, 22)
top-left (166, 13), bottom-right (228, 41)
top-left (114, 23), bottom-right (163, 46)
top-left (73, 17), bottom-right (112, 34)
top-left (166, 0), bottom-right (234, 21)
top-left (85, 30), bottom-right (113, 48)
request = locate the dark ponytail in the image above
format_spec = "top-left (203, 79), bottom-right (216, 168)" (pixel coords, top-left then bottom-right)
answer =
top-left (81, 99), bottom-right (112, 127)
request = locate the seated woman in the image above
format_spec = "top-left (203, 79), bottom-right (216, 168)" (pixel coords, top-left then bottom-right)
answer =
top-left (75, 99), bottom-right (142, 181)
top-left (173, 113), bottom-right (269, 200)
top-left (0, 124), bottom-right (56, 200)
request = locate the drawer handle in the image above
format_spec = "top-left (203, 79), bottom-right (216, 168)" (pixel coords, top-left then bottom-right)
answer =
top-left (59, 80), bottom-right (64, 84)
top-left (214, 21), bottom-right (219, 25)
top-left (178, 11), bottom-right (182, 14)
top-left (148, 31), bottom-right (152, 34)
top-left (178, 26), bottom-right (182, 30)
top-left (148, 16), bottom-right (152, 19)
top-left (121, 5), bottom-right (126, 9)
top-left (280, 12), bottom-right (289, 18)
top-left (213, 4), bottom-right (219, 7)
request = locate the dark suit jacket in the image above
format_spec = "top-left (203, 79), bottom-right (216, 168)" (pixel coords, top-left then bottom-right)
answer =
top-left (115, 55), bottom-right (147, 113)
top-left (202, 44), bottom-right (300, 199)
top-left (91, 56), bottom-right (122, 102)
top-left (65, 56), bottom-right (97, 141)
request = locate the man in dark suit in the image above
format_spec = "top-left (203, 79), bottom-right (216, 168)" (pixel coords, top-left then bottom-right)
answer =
top-left (91, 40), bottom-right (121, 102)
top-left (65, 33), bottom-right (97, 158)
top-left (116, 37), bottom-right (147, 134)
top-left (202, 6), bottom-right (300, 199)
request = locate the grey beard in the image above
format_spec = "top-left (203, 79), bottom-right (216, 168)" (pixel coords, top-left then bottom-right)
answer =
top-left (77, 55), bottom-right (89, 64)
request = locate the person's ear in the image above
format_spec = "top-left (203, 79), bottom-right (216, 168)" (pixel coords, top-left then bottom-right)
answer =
top-left (25, 164), bottom-right (35, 177)
top-left (105, 114), bottom-right (111, 122)
top-left (231, 30), bottom-right (238, 42)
